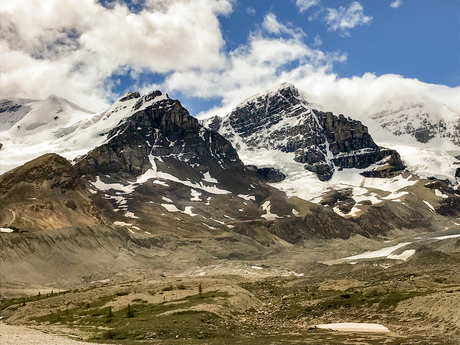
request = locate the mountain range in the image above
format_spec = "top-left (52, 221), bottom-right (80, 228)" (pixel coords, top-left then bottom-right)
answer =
top-left (1, 83), bottom-right (459, 282)
top-left (2, 83), bottom-right (460, 344)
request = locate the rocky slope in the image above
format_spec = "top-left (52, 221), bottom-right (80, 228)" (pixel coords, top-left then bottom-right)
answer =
top-left (202, 83), bottom-right (404, 181)
top-left (0, 91), bottom-right (374, 246)
top-left (0, 153), bottom-right (105, 232)
top-left (72, 91), bottom-right (369, 244)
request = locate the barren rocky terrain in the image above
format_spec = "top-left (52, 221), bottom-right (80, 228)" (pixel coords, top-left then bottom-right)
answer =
top-left (1, 229), bottom-right (459, 344)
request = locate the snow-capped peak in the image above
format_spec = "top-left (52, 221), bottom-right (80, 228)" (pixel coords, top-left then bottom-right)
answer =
top-left (0, 90), bottom-right (172, 174)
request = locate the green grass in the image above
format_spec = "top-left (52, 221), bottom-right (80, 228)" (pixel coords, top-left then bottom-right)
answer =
top-left (29, 290), bottom-right (235, 342)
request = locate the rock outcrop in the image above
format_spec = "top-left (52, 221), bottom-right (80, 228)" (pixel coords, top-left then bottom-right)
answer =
top-left (246, 166), bottom-right (286, 183)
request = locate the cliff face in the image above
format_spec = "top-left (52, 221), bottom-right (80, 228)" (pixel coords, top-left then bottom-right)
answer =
top-left (76, 91), bottom-right (244, 182)
top-left (203, 83), bottom-right (404, 181)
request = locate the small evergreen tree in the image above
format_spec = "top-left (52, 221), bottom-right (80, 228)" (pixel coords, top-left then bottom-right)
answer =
top-left (107, 306), bottom-right (113, 321)
top-left (126, 304), bottom-right (134, 318)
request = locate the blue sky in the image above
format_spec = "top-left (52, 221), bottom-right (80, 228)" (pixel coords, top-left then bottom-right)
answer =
top-left (221, 0), bottom-right (459, 86)
top-left (1, 0), bottom-right (459, 116)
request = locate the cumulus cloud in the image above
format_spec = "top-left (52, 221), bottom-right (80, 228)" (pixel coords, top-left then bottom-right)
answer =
top-left (0, 0), bottom-right (233, 110)
top-left (324, 2), bottom-right (373, 36)
top-left (262, 13), bottom-right (306, 39)
top-left (163, 14), bottom-right (346, 118)
top-left (296, 0), bottom-right (321, 12)
top-left (2, 0), bottom-right (457, 133)
top-left (390, 0), bottom-right (403, 8)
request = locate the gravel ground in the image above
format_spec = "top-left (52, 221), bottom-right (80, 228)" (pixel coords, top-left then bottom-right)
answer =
top-left (0, 322), bottom-right (112, 345)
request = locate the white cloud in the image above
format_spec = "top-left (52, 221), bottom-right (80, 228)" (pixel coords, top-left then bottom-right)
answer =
top-left (2, 0), bottom-right (458, 140)
top-left (324, 2), bottom-right (373, 36)
top-left (262, 13), bottom-right (306, 39)
top-left (296, 0), bottom-right (321, 13)
top-left (314, 35), bottom-right (323, 46)
top-left (163, 15), bottom-right (346, 117)
top-left (390, 0), bottom-right (403, 8)
top-left (247, 7), bottom-right (256, 15)
top-left (0, 0), bottom-right (234, 110)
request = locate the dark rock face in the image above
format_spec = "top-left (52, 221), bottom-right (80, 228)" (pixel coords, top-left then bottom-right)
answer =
top-left (414, 128), bottom-right (435, 143)
top-left (455, 167), bottom-right (460, 179)
top-left (119, 91), bottom-right (141, 102)
top-left (0, 99), bottom-right (22, 113)
top-left (360, 149), bottom-right (405, 178)
top-left (425, 180), bottom-right (460, 217)
top-left (320, 188), bottom-right (356, 214)
top-left (246, 166), bottom-right (285, 183)
top-left (75, 91), bottom-right (249, 192)
top-left (203, 83), bottom-right (404, 181)
top-left (132, 90), bottom-right (162, 111)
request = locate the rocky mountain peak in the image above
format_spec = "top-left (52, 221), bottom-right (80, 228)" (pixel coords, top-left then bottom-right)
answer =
top-left (203, 83), bottom-right (404, 181)
top-left (119, 91), bottom-right (141, 102)
top-left (75, 93), bottom-right (250, 193)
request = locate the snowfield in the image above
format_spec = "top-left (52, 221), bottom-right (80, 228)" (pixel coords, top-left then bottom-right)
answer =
top-left (325, 233), bottom-right (460, 265)
top-left (315, 323), bottom-right (390, 333)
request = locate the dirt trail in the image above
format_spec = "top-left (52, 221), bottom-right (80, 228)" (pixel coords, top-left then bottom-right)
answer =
top-left (0, 321), bottom-right (111, 345)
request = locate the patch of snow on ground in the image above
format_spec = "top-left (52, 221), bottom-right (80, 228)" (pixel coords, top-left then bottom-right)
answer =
top-left (203, 171), bottom-right (218, 183)
top-left (315, 323), bottom-right (390, 333)
top-left (423, 200), bottom-right (435, 212)
top-left (113, 221), bottom-right (132, 226)
top-left (124, 211), bottom-right (139, 219)
top-left (342, 242), bottom-right (412, 261)
top-left (183, 206), bottom-right (197, 217)
top-left (202, 223), bottom-right (217, 230)
top-left (261, 201), bottom-right (281, 220)
top-left (238, 194), bottom-right (256, 201)
top-left (191, 189), bottom-right (202, 201)
top-left (211, 218), bottom-right (225, 224)
top-left (352, 189), bottom-right (382, 205)
top-left (162, 196), bottom-right (173, 203)
top-left (139, 157), bottom-right (231, 195)
top-left (153, 180), bottom-right (169, 186)
top-left (91, 177), bottom-right (134, 193)
top-left (435, 189), bottom-right (448, 198)
top-left (292, 209), bottom-right (301, 216)
top-left (325, 242), bottom-right (414, 264)
top-left (382, 191), bottom-right (409, 201)
top-left (161, 204), bottom-right (180, 212)
top-left (0, 228), bottom-right (14, 233)
top-left (387, 249), bottom-right (416, 261)
top-left (432, 234), bottom-right (460, 240)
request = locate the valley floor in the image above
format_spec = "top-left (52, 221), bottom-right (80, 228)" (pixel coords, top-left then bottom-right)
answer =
top-left (2, 246), bottom-right (460, 345)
